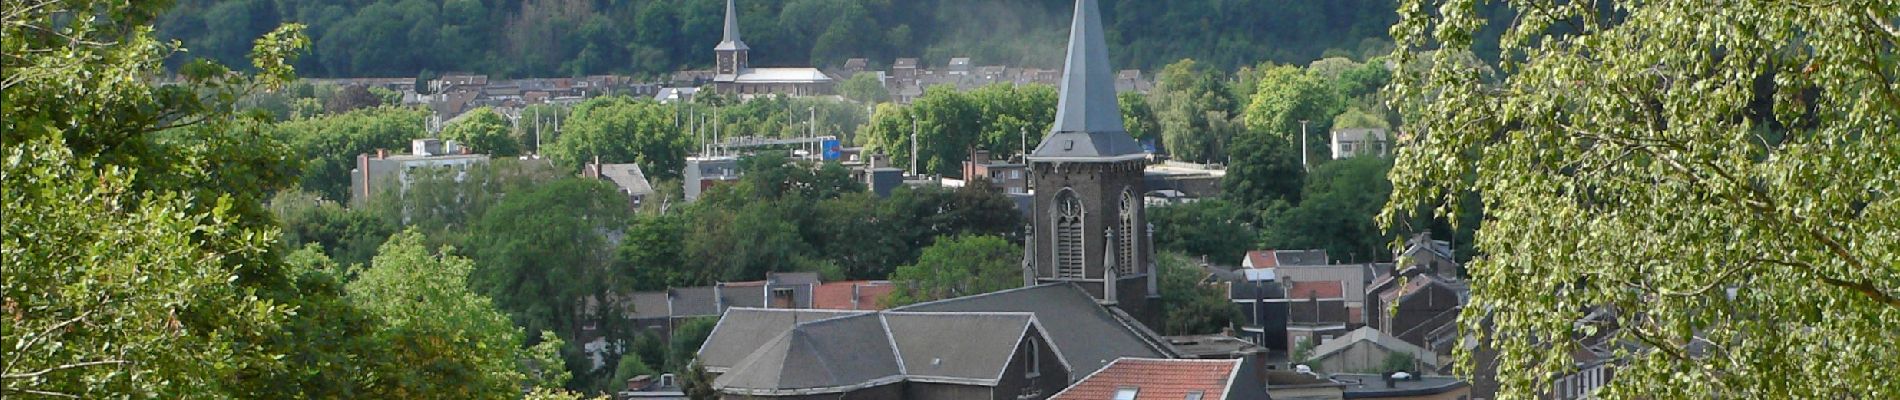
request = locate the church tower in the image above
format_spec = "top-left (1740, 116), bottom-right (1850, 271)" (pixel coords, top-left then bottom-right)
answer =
top-left (1027, 0), bottom-right (1155, 318)
top-left (714, 0), bottom-right (749, 76)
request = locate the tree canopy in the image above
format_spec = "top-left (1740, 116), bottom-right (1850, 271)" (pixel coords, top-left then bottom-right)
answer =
top-left (884, 235), bottom-right (1025, 307)
top-left (1387, 0), bottom-right (1900, 397)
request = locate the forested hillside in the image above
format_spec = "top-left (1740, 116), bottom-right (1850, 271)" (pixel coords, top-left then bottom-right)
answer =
top-left (156, 0), bottom-right (1417, 78)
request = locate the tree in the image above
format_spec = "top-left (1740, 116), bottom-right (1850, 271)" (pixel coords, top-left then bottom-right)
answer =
top-left (3, 3), bottom-right (311, 396)
top-left (884, 235), bottom-right (1024, 307)
top-left (1259, 156), bottom-right (1396, 263)
top-left (1152, 59), bottom-right (1237, 163)
top-left (838, 72), bottom-right (891, 104)
top-left (1119, 91), bottom-right (1162, 143)
top-left (548, 96), bottom-right (690, 180)
top-left (468, 178), bottom-right (630, 339)
top-left (1155, 252), bottom-right (1243, 335)
top-left (325, 84), bottom-right (384, 113)
top-left (1222, 129), bottom-right (1305, 210)
top-left (1240, 63), bottom-right (1346, 163)
top-left (443, 107), bottom-right (523, 156)
top-left (1149, 199), bottom-right (1256, 266)
top-left (1386, 0), bottom-right (1900, 397)
top-left (348, 230), bottom-right (525, 398)
top-left (272, 106), bottom-right (429, 201)
top-left (272, 189), bottom-right (398, 267)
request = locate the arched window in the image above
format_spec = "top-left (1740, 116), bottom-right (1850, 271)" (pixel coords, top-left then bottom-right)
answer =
top-left (1117, 189), bottom-right (1137, 276)
top-left (1055, 190), bottom-right (1085, 278)
top-left (1024, 337), bottom-right (1042, 378)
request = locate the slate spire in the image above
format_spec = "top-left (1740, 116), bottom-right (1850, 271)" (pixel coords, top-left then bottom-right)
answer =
top-left (717, 0), bottom-right (748, 51)
top-left (1032, 0), bottom-right (1142, 159)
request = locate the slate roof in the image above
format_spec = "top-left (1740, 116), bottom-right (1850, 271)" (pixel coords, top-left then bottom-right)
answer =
top-left (1031, 0), bottom-right (1144, 160)
top-left (715, 0), bottom-right (748, 51)
top-left (697, 308), bottom-right (868, 373)
top-left (629, 292), bottom-right (671, 320)
top-left (709, 311), bottom-right (1055, 395)
top-left (1051, 358), bottom-right (1253, 400)
top-left (894, 283), bottom-right (1176, 377)
top-left (668, 287), bottom-right (721, 317)
top-left (595, 163), bottom-right (654, 197)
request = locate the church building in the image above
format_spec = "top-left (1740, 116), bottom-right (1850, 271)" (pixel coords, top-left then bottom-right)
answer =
top-left (1024, 0), bottom-right (1158, 326)
top-left (709, 0), bottom-right (834, 97)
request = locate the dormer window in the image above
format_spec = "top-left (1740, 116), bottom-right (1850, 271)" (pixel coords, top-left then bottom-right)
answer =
top-left (1113, 387), bottom-right (1139, 400)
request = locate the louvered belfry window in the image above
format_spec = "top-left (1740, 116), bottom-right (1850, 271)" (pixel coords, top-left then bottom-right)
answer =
top-left (1055, 190), bottom-right (1085, 278)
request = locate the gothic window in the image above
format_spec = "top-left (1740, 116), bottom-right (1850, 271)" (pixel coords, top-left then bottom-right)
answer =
top-left (1055, 190), bottom-right (1085, 278)
top-left (1117, 189), bottom-right (1137, 276)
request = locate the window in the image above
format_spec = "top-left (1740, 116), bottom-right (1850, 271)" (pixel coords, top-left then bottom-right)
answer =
top-left (1055, 190), bottom-right (1085, 278)
top-left (1009, 170), bottom-right (1022, 180)
top-left (1116, 190), bottom-right (1137, 276)
top-left (1113, 387), bottom-right (1139, 400)
top-left (1184, 391), bottom-right (1205, 400)
top-left (1024, 338), bottom-right (1041, 378)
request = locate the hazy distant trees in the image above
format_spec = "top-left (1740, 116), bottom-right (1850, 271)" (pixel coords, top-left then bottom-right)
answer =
top-left (156, 0), bottom-right (1417, 78)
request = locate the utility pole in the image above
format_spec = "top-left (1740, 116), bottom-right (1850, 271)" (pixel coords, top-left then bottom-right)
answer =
top-left (1020, 125), bottom-right (1027, 158)
top-left (1299, 119), bottom-right (1310, 172)
top-left (809, 106), bottom-right (817, 159)
top-left (911, 117), bottom-right (920, 176)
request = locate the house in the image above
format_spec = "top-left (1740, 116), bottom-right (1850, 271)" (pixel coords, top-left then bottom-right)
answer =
top-left (1366, 274), bottom-right (1463, 354)
top-left (702, 310), bottom-right (1072, 399)
top-left (962, 150), bottom-right (1030, 195)
top-left (1330, 128), bottom-right (1390, 159)
top-left (1115, 69), bottom-right (1153, 93)
top-left (1050, 358), bottom-right (1270, 400)
top-left (1243, 249), bottom-right (1332, 269)
top-left (1285, 280), bottom-right (1352, 352)
top-left (708, 0), bottom-right (834, 97)
top-left (947, 57), bottom-right (974, 75)
top-left (1330, 373), bottom-right (1469, 400)
top-left (811, 280), bottom-right (896, 310)
top-left (1230, 271), bottom-right (1290, 351)
top-left (583, 162), bottom-right (656, 208)
top-left (892, 58), bottom-right (921, 82)
top-left (653, 87), bottom-right (698, 104)
top-left (841, 58), bottom-right (869, 75)
top-left (1303, 327), bottom-right (1441, 374)
top-left (349, 139), bottom-right (488, 207)
top-left (683, 156), bottom-right (741, 202)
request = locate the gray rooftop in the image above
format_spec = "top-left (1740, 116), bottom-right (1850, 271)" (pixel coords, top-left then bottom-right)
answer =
top-left (894, 283), bottom-right (1175, 377)
top-left (1032, 0), bottom-right (1143, 160)
top-left (697, 308), bottom-right (869, 373)
top-left (708, 311), bottom-right (1046, 395)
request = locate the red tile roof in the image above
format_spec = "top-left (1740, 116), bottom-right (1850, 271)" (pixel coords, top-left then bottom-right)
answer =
top-left (812, 281), bottom-right (895, 310)
top-left (1288, 280), bottom-right (1345, 299)
top-left (1052, 358), bottom-right (1241, 400)
top-left (1245, 250), bottom-right (1276, 269)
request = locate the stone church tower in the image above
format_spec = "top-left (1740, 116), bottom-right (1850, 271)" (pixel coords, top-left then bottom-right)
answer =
top-left (1026, 0), bottom-right (1156, 321)
top-left (713, 0), bottom-right (748, 76)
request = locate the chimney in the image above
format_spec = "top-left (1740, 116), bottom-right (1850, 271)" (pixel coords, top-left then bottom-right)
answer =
top-left (377, 148), bottom-right (387, 159)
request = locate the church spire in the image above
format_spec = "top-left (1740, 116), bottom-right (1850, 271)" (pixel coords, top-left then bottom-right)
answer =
top-left (1032, 0), bottom-right (1141, 160)
top-left (717, 0), bottom-right (748, 51)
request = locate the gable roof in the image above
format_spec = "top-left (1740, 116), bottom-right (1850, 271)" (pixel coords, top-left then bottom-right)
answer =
top-left (893, 283), bottom-right (1176, 377)
top-left (1050, 358), bottom-right (1248, 400)
top-left (1308, 326), bottom-right (1441, 369)
top-left (709, 311), bottom-right (1056, 395)
top-left (1031, 0), bottom-right (1143, 160)
top-left (697, 308), bottom-right (868, 373)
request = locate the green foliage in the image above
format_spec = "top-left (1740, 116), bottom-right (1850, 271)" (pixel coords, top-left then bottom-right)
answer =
top-left (523, 331), bottom-right (573, 391)
top-left (348, 230), bottom-right (525, 398)
top-left (271, 106), bottom-right (430, 201)
top-left (1149, 199), bottom-right (1257, 266)
top-left (1259, 156), bottom-right (1396, 263)
top-left (1221, 130), bottom-right (1305, 210)
top-left (1240, 62), bottom-right (1345, 157)
top-left (272, 190), bottom-right (397, 267)
top-left (443, 107), bottom-right (523, 156)
top-left (468, 178), bottom-right (631, 339)
top-left (610, 353), bottom-right (656, 391)
top-left (369, 158), bottom-right (565, 246)
top-left (157, 0), bottom-right (1407, 78)
top-left (885, 235), bottom-right (1025, 307)
top-left (1119, 91), bottom-right (1162, 142)
top-left (839, 72), bottom-right (891, 104)
top-left (862, 83), bottom-right (1063, 175)
top-left (1388, 0), bottom-right (1900, 397)
top-left (1380, 351), bottom-right (1417, 374)
top-left (666, 318), bottom-right (719, 374)
top-left (549, 96), bottom-right (690, 180)
top-left (1152, 59), bottom-right (1239, 163)
top-left (1156, 252), bottom-right (1243, 335)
